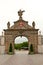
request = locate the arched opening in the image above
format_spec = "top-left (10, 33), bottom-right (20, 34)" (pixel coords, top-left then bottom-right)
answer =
top-left (14, 36), bottom-right (29, 54)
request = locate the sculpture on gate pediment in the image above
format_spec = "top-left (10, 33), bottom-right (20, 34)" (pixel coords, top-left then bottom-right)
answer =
top-left (18, 9), bottom-right (25, 20)
top-left (32, 21), bottom-right (35, 29)
top-left (7, 21), bottom-right (10, 29)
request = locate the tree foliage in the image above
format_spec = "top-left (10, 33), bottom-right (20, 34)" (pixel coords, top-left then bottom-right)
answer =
top-left (14, 42), bottom-right (28, 50)
top-left (30, 44), bottom-right (34, 52)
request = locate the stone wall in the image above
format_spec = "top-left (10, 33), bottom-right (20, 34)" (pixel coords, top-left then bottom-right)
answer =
top-left (0, 36), bottom-right (5, 54)
top-left (0, 46), bottom-right (5, 54)
top-left (38, 45), bottom-right (43, 53)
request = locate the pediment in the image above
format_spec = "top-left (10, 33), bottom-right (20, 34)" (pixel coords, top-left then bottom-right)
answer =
top-left (10, 19), bottom-right (33, 29)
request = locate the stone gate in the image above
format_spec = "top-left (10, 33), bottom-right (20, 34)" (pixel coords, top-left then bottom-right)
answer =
top-left (4, 10), bottom-right (39, 54)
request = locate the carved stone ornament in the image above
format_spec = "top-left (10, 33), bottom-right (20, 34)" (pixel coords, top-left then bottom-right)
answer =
top-left (32, 21), bottom-right (35, 28)
top-left (18, 9), bottom-right (25, 20)
top-left (7, 21), bottom-right (10, 29)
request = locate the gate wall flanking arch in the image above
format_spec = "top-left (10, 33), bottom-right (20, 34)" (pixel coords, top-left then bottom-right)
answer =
top-left (4, 10), bottom-right (39, 54)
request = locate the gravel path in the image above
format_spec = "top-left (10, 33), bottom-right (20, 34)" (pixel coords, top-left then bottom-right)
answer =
top-left (0, 51), bottom-right (43, 65)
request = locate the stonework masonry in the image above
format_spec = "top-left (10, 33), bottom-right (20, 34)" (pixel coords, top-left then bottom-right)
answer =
top-left (4, 10), bottom-right (39, 54)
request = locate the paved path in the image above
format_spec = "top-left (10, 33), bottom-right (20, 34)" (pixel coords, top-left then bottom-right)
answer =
top-left (0, 51), bottom-right (43, 65)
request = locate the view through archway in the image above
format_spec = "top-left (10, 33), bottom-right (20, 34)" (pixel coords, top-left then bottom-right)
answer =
top-left (14, 36), bottom-right (29, 54)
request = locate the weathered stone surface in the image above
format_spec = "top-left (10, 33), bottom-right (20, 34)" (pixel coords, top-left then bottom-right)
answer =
top-left (4, 10), bottom-right (39, 54)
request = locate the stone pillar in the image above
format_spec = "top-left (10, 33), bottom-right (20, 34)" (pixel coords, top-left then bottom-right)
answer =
top-left (28, 36), bottom-right (32, 53)
top-left (34, 44), bottom-right (38, 53)
top-left (29, 34), bottom-right (38, 54)
top-left (33, 35), bottom-right (38, 53)
top-left (5, 35), bottom-right (14, 54)
top-left (13, 38), bottom-right (15, 54)
top-left (29, 41), bottom-right (31, 53)
top-left (12, 41), bottom-right (14, 54)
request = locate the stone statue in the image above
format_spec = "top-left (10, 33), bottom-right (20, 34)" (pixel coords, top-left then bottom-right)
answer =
top-left (7, 21), bottom-right (10, 29)
top-left (32, 21), bottom-right (35, 28)
top-left (18, 9), bottom-right (25, 20)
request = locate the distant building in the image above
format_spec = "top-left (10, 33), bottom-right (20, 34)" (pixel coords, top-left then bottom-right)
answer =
top-left (0, 36), bottom-right (4, 45)
top-left (38, 31), bottom-right (43, 45)
top-left (41, 35), bottom-right (43, 44)
top-left (0, 35), bottom-right (5, 54)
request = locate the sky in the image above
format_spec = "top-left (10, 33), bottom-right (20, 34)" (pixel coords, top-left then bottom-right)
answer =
top-left (15, 36), bottom-right (28, 44)
top-left (0, 0), bottom-right (43, 43)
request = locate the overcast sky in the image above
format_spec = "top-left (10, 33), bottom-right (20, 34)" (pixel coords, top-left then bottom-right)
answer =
top-left (0, 0), bottom-right (43, 43)
top-left (15, 36), bottom-right (28, 43)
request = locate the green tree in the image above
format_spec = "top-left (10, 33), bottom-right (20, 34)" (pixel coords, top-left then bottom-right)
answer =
top-left (14, 42), bottom-right (28, 50)
top-left (22, 42), bottom-right (28, 47)
top-left (30, 44), bottom-right (34, 52)
top-left (9, 43), bottom-right (13, 52)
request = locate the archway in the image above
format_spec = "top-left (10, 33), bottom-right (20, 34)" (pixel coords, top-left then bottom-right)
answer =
top-left (14, 36), bottom-right (29, 54)
top-left (4, 10), bottom-right (39, 54)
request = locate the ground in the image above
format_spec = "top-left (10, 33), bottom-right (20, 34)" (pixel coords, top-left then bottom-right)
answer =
top-left (0, 50), bottom-right (43, 65)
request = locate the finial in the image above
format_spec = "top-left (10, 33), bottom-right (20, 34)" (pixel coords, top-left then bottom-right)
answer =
top-left (2, 32), bottom-right (3, 36)
top-left (32, 21), bottom-right (35, 28)
top-left (39, 30), bottom-right (41, 35)
top-left (7, 21), bottom-right (10, 29)
top-left (18, 9), bottom-right (25, 20)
